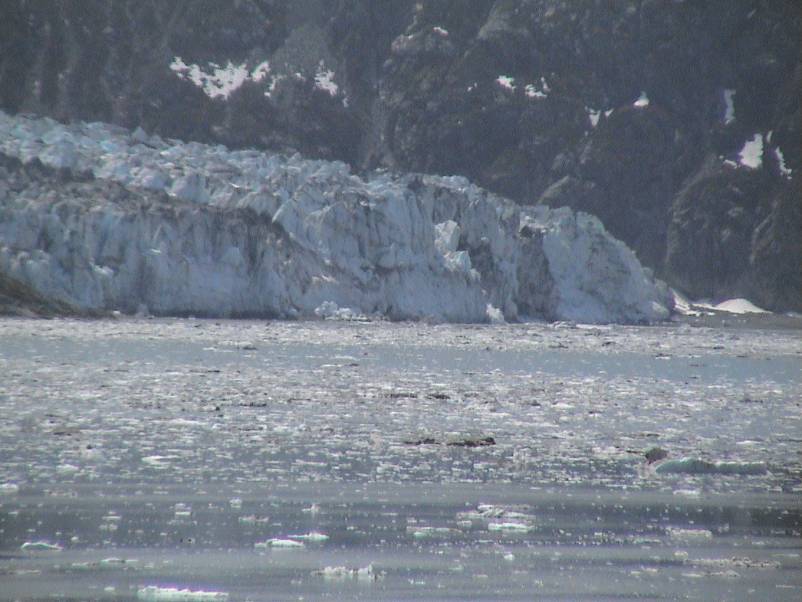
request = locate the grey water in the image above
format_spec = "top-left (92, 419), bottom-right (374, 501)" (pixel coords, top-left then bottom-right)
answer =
top-left (0, 317), bottom-right (800, 601)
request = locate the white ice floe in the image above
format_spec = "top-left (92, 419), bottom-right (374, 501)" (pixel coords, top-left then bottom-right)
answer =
top-left (21, 541), bottom-right (63, 552)
top-left (774, 147), bottom-right (793, 177)
top-left (655, 457), bottom-right (767, 475)
top-left (290, 531), bottom-right (329, 542)
top-left (136, 586), bottom-right (229, 601)
top-left (723, 89), bottom-right (736, 124)
top-left (525, 77), bottom-right (549, 99)
top-left (0, 110), bottom-right (673, 324)
top-left (738, 134), bottom-right (763, 169)
top-left (666, 527), bottom-right (714, 541)
top-left (487, 521), bottom-right (532, 533)
top-left (0, 482), bottom-right (19, 495)
top-left (496, 75), bottom-right (516, 92)
top-left (633, 91), bottom-right (650, 108)
top-left (316, 563), bottom-right (376, 581)
top-left (255, 538), bottom-right (305, 549)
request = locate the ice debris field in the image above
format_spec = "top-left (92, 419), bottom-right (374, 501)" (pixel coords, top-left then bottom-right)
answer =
top-left (0, 110), bottom-right (672, 324)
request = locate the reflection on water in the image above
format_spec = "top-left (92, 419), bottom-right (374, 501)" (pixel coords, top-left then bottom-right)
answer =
top-left (1, 318), bottom-right (800, 600)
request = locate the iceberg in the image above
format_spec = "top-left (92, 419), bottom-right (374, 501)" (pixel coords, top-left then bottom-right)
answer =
top-left (0, 111), bottom-right (672, 323)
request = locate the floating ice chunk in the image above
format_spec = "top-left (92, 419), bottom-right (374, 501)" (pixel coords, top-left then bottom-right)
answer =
top-left (655, 457), bottom-right (767, 475)
top-left (723, 89), bottom-right (736, 124)
top-left (525, 77), bottom-right (550, 99)
top-left (142, 455), bottom-right (171, 468)
top-left (496, 75), bottom-right (516, 91)
top-left (487, 522), bottom-right (532, 533)
top-left (774, 147), bottom-right (793, 177)
top-left (738, 134), bottom-right (763, 169)
top-left (667, 527), bottom-right (713, 541)
top-left (316, 563), bottom-right (376, 581)
top-left (21, 541), bottom-right (63, 552)
top-left (291, 531), bottom-right (329, 543)
top-left (136, 586), bottom-right (229, 601)
top-left (255, 538), bottom-right (305, 549)
top-left (410, 526), bottom-right (457, 539)
top-left (633, 91), bottom-right (650, 108)
top-left (0, 482), bottom-right (19, 495)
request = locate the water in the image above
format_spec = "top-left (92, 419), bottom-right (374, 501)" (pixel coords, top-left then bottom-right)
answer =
top-left (0, 317), bottom-right (800, 600)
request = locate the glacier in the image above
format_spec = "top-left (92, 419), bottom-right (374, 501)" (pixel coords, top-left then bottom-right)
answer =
top-left (0, 110), bottom-right (672, 323)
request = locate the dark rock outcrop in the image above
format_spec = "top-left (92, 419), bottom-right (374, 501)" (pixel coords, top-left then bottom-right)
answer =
top-left (1, 0), bottom-right (799, 310)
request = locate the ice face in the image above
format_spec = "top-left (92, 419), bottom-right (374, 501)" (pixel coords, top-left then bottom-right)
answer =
top-left (0, 110), bottom-right (672, 323)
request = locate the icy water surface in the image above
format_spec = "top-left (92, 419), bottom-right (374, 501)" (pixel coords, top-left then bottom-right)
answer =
top-left (0, 317), bottom-right (800, 600)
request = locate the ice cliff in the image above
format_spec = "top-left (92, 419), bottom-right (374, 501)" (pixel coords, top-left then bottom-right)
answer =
top-left (0, 111), bottom-right (672, 323)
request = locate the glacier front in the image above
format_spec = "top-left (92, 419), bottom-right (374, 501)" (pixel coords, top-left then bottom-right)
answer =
top-left (0, 111), bottom-right (672, 323)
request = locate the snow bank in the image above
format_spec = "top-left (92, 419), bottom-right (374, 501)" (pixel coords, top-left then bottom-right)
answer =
top-left (0, 111), bottom-right (672, 323)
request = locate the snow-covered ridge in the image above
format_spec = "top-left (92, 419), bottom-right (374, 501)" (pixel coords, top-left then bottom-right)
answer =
top-left (0, 111), bottom-right (672, 323)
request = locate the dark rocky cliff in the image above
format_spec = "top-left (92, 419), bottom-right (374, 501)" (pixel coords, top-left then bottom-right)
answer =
top-left (1, 0), bottom-right (799, 311)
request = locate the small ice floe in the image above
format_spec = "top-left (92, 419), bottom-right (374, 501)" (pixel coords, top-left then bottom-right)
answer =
top-left (0, 482), bottom-right (19, 495)
top-left (496, 75), bottom-right (516, 92)
top-left (302, 503), bottom-right (321, 515)
top-left (136, 585), bottom-right (229, 601)
top-left (738, 134), bottom-right (764, 169)
top-left (723, 89), bottom-right (736, 124)
top-left (21, 541), bottom-right (63, 552)
top-left (409, 526), bottom-right (458, 539)
top-left (238, 515), bottom-right (270, 525)
top-left (655, 457), bottom-right (767, 475)
top-left (314, 563), bottom-right (377, 582)
top-left (457, 504), bottom-right (534, 529)
top-left (142, 455), bottom-right (171, 469)
top-left (255, 538), bottom-right (305, 549)
top-left (173, 503), bottom-right (192, 518)
top-left (487, 522), bottom-right (532, 533)
top-left (775, 147), bottom-right (793, 177)
top-left (690, 557), bottom-right (780, 570)
top-left (633, 91), bottom-right (650, 108)
top-left (290, 531), bottom-right (329, 543)
top-left (525, 77), bottom-right (550, 99)
top-left (667, 527), bottom-right (714, 541)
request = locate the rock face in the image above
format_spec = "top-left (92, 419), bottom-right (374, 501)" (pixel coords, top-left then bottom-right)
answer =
top-left (0, 0), bottom-right (799, 310)
top-left (0, 111), bottom-right (671, 323)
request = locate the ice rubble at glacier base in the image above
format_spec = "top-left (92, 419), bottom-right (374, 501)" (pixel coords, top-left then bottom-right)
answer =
top-left (0, 111), bottom-right (672, 323)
